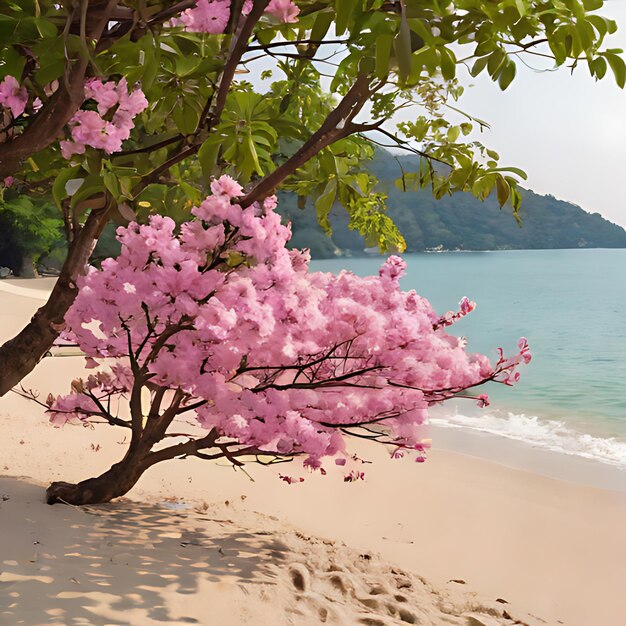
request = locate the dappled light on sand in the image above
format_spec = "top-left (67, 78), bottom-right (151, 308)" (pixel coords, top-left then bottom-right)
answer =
top-left (0, 476), bottom-right (538, 626)
top-left (0, 477), bottom-right (286, 625)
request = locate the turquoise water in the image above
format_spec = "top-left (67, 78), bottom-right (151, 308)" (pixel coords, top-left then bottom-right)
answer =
top-left (312, 249), bottom-right (626, 468)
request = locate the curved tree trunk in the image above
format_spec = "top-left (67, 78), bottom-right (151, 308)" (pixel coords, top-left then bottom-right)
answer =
top-left (0, 207), bottom-right (110, 397)
top-left (46, 448), bottom-right (149, 505)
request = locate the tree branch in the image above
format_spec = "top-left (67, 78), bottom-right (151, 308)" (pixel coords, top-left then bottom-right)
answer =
top-left (239, 73), bottom-right (378, 207)
top-left (246, 38), bottom-right (350, 51)
top-left (0, 0), bottom-right (117, 179)
top-left (206, 0), bottom-right (271, 129)
top-left (143, 427), bottom-right (220, 467)
top-left (0, 205), bottom-right (111, 396)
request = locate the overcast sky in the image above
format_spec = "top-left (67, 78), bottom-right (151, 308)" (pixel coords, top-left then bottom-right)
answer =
top-left (443, 1), bottom-right (626, 227)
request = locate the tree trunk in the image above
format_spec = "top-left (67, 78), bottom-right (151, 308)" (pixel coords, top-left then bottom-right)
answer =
top-left (0, 207), bottom-right (110, 397)
top-left (46, 448), bottom-right (148, 505)
top-left (19, 255), bottom-right (38, 278)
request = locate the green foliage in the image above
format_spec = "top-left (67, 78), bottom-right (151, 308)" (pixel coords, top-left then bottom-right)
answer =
top-left (0, 0), bottom-right (623, 260)
top-left (283, 149), bottom-right (626, 255)
top-left (0, 190), bottom-right (64, 271)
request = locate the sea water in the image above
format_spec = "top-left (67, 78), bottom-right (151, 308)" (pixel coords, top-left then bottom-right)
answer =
top-left (311, 249), bottom-right (626, 469)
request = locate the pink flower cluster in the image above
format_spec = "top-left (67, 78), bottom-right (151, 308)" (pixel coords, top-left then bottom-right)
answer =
top-left (266, 0), bottom-right (300, 22)
top-left (174, 0), bottom-right (300, 33)
top-left (48, 176), bottom-right (530, 473)
top-left (0, 75), bottom-right (27, 118)
top-left (494, 337), bottom-right (532, 385)
top-left (60, 79), bottom-right (148, 159)
top-left (433, 296), bottom-right (476, 330)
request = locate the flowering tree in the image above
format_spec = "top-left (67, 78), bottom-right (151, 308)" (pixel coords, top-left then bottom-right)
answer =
top-left (34, 177), bottom-right (531, 505)
top-left (0, 0), bottom-right (619, 399)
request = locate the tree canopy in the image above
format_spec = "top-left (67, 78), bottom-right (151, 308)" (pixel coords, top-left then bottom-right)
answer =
top-left (38, 177), bottom-right (531, 504)
top-left (0, 0), bottom-right (622, 395)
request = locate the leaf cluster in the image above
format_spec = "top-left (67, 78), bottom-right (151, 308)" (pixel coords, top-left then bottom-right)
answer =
top-left (0, 0), bottom-right (622, 257)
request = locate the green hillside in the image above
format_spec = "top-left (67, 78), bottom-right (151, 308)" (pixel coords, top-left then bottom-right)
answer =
top-left (278, 149), bottom-right (626, 258)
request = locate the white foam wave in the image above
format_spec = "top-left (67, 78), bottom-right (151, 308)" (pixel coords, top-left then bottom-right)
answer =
top-left (431, 412), bottom-right (626, 468)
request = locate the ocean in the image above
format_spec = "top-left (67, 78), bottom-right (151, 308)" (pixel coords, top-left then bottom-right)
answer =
top-left (311, 249), bottom-right (626, 470)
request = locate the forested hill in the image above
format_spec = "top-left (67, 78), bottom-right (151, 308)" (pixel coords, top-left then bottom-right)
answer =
top-left (278, 149), bottom-right (626, 258)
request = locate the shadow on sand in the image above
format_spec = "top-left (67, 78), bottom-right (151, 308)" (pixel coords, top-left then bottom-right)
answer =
top-left (0, 476), bottom-right (287, 625)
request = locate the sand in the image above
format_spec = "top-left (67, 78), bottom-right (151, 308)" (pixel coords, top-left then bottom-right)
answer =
top-left (1, 282), bottom-right (625, 626)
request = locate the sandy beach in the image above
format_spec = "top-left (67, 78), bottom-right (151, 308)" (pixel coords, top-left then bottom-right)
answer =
top-left (1, 282), bottom-right (625, 625)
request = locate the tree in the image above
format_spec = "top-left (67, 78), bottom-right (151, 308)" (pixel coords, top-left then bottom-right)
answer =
top-left (26, 178), bottom-right (531, 505)
top-left (0, 186), bottom-right (65, 275)
top-left (0, 0), bottom-right (620, 397)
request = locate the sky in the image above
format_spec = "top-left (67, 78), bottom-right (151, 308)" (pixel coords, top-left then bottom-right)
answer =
top-left (433, 1), bottom-right (626, 228)
top-left (249, 2), bottom-right (626, 228)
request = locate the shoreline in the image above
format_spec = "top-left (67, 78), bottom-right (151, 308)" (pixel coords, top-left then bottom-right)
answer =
top-left (429, 423), bottom-right (626, 492)
top-left (2, 383), bottom-right (626, 625)
top-left (2, 282), bottom-right (626, 624)
top-left (3, 277), bottom-right (626, 492)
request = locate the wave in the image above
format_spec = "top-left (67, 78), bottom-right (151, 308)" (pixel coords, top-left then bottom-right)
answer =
top-left (430, 411), bottom-right (626, 469)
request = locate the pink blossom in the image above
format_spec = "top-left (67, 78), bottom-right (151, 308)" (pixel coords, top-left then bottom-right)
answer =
top-left (280, 474), bottom-right (304, 484)
top-left (210, 174), bottom-right (243, 198)
top-left (378, 255), bottom-right (406, 282)
top-left (518, 336), bottom-right (532, 364)
top-left (344, 471), bottom-right (365, 482)
top-left (2, 176), bottom-right (14, 188)
top-left (434, 296), bottom-right (476, 329)
top-left (84, 78), bottom-right (119, 115)
top-left (176, 0), bottom-right (230, 33)
top-left (266, 0), bottom-right (300, 22)
top-left (60, 140), bottom-right (85, 160)
top-left (0, 75), bottom-right (27, 118)
top-left (264, 195), bottom-right (278, 211)
top-left (171, 0), bottom-right (299, 32)
top-left (459, 296), bottom-right (476, 315)
top-left (49, 178), bottom-right (529, 475)
top-left (62, 79), bottom-right (147, 159)
top-left (47, 393), bottom-right (99, 426)
top-left (477, 394), bottom-right (490, 408)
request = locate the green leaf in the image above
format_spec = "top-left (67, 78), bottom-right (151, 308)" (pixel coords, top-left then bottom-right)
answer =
top-left (69, 175), bottom-right (105, 211)
top-left (336, 0), bottom-right (358, 36)
top-left (487, 49), bottom-right (506, 78)
top-left (375, 33), bottom-right (394, 79)
top-left (394, 9), bottom-right (412, 84)
top-left (470, 55), bottom-right (489, 77)
top-left (439, 47), bottom-right (456, 81)
top-left (515, 0), bottom-right (527, 17)
top-left (172, 100), bottom-right (201, 134)
top-left (605, 52), bottom-right (626, 88)
top-left (590, 56), bottom-right (607, 79)
top-left (246, 134), bottom-right (263, 177)
top-left (310, 9), bottom-right (334, 43)
top-left (315, 180), bottom-right (337, 234)
top-left (494, 166), bottom-right (528, 181)
top-left (0, 45), bottom-right (24, 81)
top-left (103, 171), bottom-right (120, 199)
top-left (0, 16), bottom-right (18, 43)
top-left (34, 16), bottom-right (56, 38)
top-left (498, 60), bottom-right (516, 90)
top-left (52, 166), bottom-right (81, 209)
top-left (446, 126), bottom-right (460, 143)
top-left (495, 174), bottom-right (510, 207)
